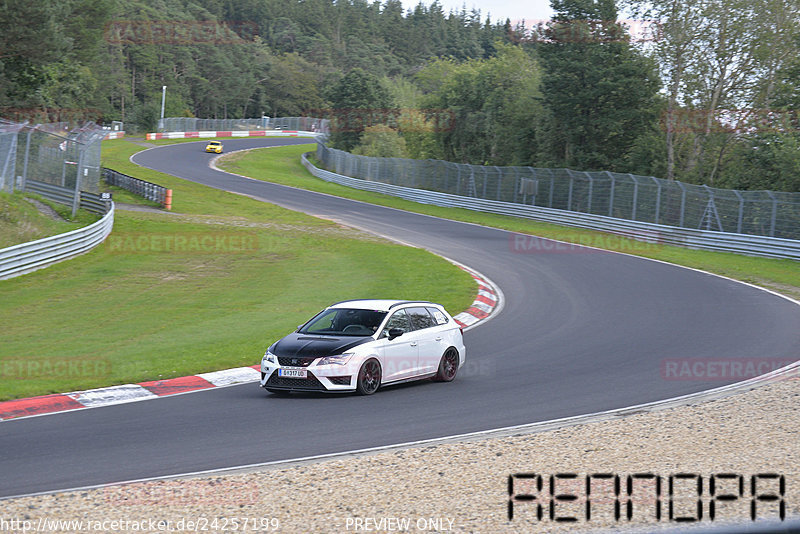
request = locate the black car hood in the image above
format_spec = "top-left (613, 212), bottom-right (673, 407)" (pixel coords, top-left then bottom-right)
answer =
top-left (271, 333), bottom-right (373, 358)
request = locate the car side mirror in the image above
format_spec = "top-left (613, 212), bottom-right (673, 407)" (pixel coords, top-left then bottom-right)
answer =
top-left (388, 328), bottom-right (404, 340)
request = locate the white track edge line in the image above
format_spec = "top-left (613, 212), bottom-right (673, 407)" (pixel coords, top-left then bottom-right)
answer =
top-left (5, 360), bottom-right (799, 502)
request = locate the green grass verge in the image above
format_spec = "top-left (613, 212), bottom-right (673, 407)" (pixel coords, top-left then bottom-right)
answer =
top-left (219, 146), bottom-right (800, 301)
top-left (0, 191), bottom-right (99, 249)
top-left (0, 139), bottom-right (475, 401)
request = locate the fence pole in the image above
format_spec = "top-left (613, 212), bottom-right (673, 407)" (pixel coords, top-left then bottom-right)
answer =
top-left (548, 170), bottom-right (555, 208)
top-left (630, 174), bottom-right (638, 221)
top-left (72, 146), bottom-right (86, 218)
top-left (567, 171), bottom-right (574, 211)
top-left (652, 176), bottom-right (661, 224)
top-left (495, 166), bottom-right (502, 200)
top-left (0, 140), bottom-right (10, 193)
top-left (677, 181), bottom-right (687, 227)
top-left (587, 173), bottom-right (593, 213)
top-left (767, 191), bottom-right (777, 237)
top-left (21, 126), bottom-right (34, 192)
top-left (1, 129), bottom-right (20, 193)
top-left (734, 190), bottom-right (744, 234)
top-left (606, 171), bottom-right (615, 217)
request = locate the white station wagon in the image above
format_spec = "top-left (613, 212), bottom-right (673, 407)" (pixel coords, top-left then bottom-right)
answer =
top-left (260, 300), bottom-right (466, 395)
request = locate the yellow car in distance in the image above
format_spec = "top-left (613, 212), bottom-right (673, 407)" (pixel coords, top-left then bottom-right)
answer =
top-left (205, 140), bottom-right (223, 154)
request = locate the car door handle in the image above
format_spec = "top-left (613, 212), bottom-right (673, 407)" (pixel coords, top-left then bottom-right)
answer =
top-left (435, 337), bottom-right (442, 341)
top-left (410, 342), bottom-right (418, 347)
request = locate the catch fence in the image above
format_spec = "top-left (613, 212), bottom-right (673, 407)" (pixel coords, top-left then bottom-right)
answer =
top-left (316, 144), bottom-right (800, 240)
top-left (0, 120), bottom-right (106, 217)
top-left (158, 116), bottom-right (329, 134)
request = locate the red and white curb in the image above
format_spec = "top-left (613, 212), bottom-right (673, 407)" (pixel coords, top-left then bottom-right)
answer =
top-left (0, 267), bottom-right (500, 422)
top-left (103, 131), bottom-right (125, 140)
top-left (451, 263), bottom-right (502, 331)
top-left (145, 130), bottom-right (319, 140)
top-left (0, 367), bottom-right (263, 422)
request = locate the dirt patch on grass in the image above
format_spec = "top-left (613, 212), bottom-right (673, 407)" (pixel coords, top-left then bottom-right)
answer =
top-left (24, 197), bottom-right (65, 221)
top-left (750, 278), bottom-right (800, 301)
top-left (153, 214), bottom-right (391, 243)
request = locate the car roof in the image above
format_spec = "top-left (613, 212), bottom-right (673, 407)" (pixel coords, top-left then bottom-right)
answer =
top-left (208, 140), bottom-right (221, 144)
top-left (327, 299), bottom-right (440, 312)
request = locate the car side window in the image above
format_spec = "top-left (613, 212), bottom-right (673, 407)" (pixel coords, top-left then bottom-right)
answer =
top-left (407, 307), bottom-right (435, 330)
top-left (382, 309), bottom-right (411, 337)
top-left (426, 307), bottom-right (449, 325)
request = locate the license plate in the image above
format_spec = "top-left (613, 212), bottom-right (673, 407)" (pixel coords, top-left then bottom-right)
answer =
top-left (278, 368), bottom-right (307, 378)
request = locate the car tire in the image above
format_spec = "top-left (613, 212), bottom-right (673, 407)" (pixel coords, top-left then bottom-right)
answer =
top-left (265, 388), bottom-right (291, 396)
top-left (356, 358), bottom-right (381, 395)
top-left (433, 348), bottom-right (459, 382)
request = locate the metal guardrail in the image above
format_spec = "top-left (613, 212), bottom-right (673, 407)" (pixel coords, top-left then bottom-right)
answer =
top-left (25, 180), bottom-right (111, 214)
top-left (316, 143), bottom-right (800, 241)
top-left (103, 167), bottom-right (170, 207)
top-left (0, 202), bottom-right (114, 280)
top-left (301, 153), bottom-right (800, 260)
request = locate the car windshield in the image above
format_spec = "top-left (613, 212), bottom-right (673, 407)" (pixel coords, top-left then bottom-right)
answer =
top-left (300, 308), bottom-right (387, 336)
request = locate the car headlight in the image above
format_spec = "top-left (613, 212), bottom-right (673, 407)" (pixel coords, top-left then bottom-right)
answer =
top-left (318, 352), bottom-right (354, 366)
top-left (263, 350), bottom-right (277, 365)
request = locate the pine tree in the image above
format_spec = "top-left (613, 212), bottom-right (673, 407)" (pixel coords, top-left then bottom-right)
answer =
top-left (536, 0), bottom-right (661, 170)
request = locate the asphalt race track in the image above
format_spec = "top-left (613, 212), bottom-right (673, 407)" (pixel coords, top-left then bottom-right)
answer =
top-left (2, 138), bottom-right (799, 498)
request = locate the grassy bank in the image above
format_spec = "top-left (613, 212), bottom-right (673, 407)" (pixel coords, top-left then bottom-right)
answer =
top-left (0, 139), bottom-right (475, 400)
top-left (219, 145), bottom-right (800, 300)
top-left (0, 192), bottom-right (99, 249)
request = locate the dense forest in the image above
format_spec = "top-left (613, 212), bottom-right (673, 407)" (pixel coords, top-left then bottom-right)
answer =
top-left (1, 0), bottom-right (798, 191)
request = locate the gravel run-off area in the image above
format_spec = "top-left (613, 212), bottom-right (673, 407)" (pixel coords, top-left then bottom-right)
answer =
top-left (3, 370), bottom-right (799, 533)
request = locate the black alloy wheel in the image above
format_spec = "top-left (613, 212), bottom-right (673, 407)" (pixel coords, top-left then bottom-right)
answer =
top-left (434, 348), bottom-right (459, 382)
top-left (356, 359), bottom-right (381, 395)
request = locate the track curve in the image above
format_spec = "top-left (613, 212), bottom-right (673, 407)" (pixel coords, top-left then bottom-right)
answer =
top-left (1, 137), bottom-right (798, 498)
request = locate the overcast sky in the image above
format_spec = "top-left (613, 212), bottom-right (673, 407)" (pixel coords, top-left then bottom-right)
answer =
top-left (400, 0), bottom-right (556, 25)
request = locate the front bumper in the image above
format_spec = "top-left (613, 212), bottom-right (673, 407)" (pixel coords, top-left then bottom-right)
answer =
top-left (260, 360), bottom-right (357, 392)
